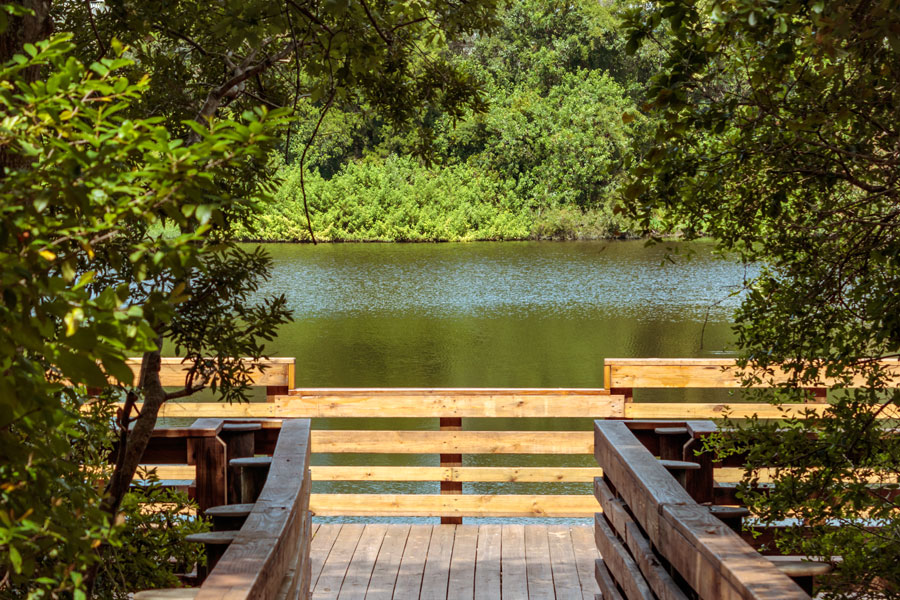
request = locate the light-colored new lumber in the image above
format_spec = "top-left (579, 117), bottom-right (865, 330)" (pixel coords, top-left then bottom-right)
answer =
top-left (605, 357), bottom-right (900, 389)
top-left (309, 466), bottom-right (602, 482)
top-left (624, 402), bottom-right (836, 419)
top-left (127, 357), bottom-right (294, 388)
top-left (310, 430), bottom-right (593, 454)
top-left (279, 390), bottom-right (622, 418)
top-left (309, 493), bottom-right (599, 518)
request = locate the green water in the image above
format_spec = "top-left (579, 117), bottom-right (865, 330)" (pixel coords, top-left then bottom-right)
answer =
top-left (243, 240), bottom-right (749, 520)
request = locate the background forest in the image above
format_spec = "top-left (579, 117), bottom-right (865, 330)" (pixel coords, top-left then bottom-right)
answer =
top-left (241, 0), bottom-right (663, 241)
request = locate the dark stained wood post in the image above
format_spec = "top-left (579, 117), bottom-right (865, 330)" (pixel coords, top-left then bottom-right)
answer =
top-left (219, 423), bottom-right (261, 504)
top-left (439, 417), bottom-right (463, 525)
top-left (683, 421), bottom-right (717, 504)
top-left (189, 435), bottom-right (228, 514)
top-left (186, 419), bottom-right (229, 514)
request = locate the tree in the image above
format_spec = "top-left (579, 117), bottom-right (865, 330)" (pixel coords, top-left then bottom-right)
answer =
top-left (0, 30), bottom-right (290, 597)
top-left (1, 0), bottom-right (503, 595)
top-left (621, 0), bottom-right (900, 596)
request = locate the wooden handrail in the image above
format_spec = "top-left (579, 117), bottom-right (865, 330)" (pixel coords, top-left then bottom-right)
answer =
top-left (594, 420), bottom-right (809, 599)
top-left (195, 418), bottom-right (311, 599)
top-left (126, 356), bottom-right (294, 399)
top-left (604, 357), bottom-right (900, 389)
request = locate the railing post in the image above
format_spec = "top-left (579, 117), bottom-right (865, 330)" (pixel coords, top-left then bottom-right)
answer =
top-left (188, 435), bottom-right (228, 514)
top-left (439, 417), bottom-right (462, 525)
top-left (219, 423), bottom-right (261, 504)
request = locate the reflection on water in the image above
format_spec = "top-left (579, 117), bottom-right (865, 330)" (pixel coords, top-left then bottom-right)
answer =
top-left (238, 241), bottom-right (751, 522)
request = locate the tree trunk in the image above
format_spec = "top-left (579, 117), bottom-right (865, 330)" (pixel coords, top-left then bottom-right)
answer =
top-left (101, 349), bottom-right (167, 516)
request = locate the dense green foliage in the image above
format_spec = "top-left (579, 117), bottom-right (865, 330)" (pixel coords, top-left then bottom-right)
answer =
top-left (2, 0), bottom-right (502, 596)
top-left (0, 33), bottom-right (274, 596)
top-left (623, 0), bottom-right (900, 595)
top-left (246, 0), bottom-right (661, 241)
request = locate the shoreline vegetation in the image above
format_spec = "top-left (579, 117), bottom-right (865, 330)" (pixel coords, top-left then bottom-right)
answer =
top-left (229, 0), bottom-right (662, 244)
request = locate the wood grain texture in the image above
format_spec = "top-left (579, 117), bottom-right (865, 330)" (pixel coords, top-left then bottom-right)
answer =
top-left (594, 420), bottom-right (809, 600)
top-left (474, 525), bottom-right (502, 599)
top-left (364, 524), bottom-right (410, 600)
top-left (392, 525), bottom-right (432, 599)
top-left (196, 419), bottom-right (312, 600)
top-left (310, 430), bottom-right (593, 454)
top-left (309, 493), bottom-right (599, 517)
top-left (524, 525), bottom-right (554, 600)
top-left (279, 390), bottom-right (622, 418)
top-left (605, 357), bottom-right (900, 389)
top-left (309, 465), bottom-right (603, 482)
top-left (447, 525), bottom-right (478, 600)
top-left (127, 357), bottom-right (294, 388)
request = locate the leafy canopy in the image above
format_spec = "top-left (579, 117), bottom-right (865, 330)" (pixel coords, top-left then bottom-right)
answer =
top-left (621, 0), bottom-right (900, 596)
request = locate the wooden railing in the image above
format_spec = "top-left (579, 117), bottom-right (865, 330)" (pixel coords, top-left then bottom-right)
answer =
top-left (128, 356), bottom-right (295, 400)
top-left (593, 420), bottom-right (823, 600)
top-left (135, 418), bottom-right (312, 600)
top-left (133, 357), bottom-right (898, 525)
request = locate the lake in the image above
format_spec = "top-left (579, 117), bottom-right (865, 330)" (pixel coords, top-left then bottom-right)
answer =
top-left (246, 240), bottom-right (751, 519)
top-left (260, 240), bottom-right (746, 389)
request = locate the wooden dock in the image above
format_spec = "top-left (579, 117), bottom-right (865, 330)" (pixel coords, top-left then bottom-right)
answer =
top-left (309, 523), bottom-right (599, 600)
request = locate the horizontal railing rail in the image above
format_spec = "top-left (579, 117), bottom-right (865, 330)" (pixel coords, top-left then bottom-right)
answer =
top-left (132, 357), bottom-right (896, 523)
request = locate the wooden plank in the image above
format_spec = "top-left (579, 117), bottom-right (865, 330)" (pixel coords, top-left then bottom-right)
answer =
top-left (310, 524), bottom-right (337, 593)
top-left (189, 435), bottom-right (227, 514)
top-left (196, 419), bottom-right (312, 600)
top-left (569, 526), bottom-right (601, 600)
top-left (144, 400), bottom-right (875, 420)
top-left (546, 526), bottom-right (584, 600)
top-left (275, 391), bottom-right (623, 418)
top-left (605, 357), bottom-right (900, 389)
top-left (594, 559), bottom-right (625, 600)
top-left (128, 357), bottom-right (294, 388)
top-left (501, 525), bottom-right (528, 600)
top-left (595, 421), bottom-right (808, 600)
top-left (659, 504), bottom-right (807, 600)
top-left (623, 521), bottom-right (690, 600)
top-left (310, 466), bottom-right (603, 482)
top-left (524, 525), bottom-right (554, 599)
top-left (593, 481), bottom-right (688, 600)
top-left (420, 525), bottom-right (455, 600)
top-left (136, 465), bottom-right (196, 480)
top-left (594, 421), bottom-right (693, 544)
top-left (393, 525), bottom-right (433, 599)
top-left (312, 523), bottom-right (365, 600)
top-left (309, 494), bottom-right (599, 518)
top-left (447, 525), bottom-right (478, 600)
top-left (336, 524), bottom-right (388, 600)
top-left (440, 416), bottom-right (463, 526)
top-left (593, 515), bottom-right (655, 600)
top-left (364, 524), bottom-right (411, 600)
top-left (625, 403), bottom-right (836, 419)
top-left (310, 430), bottom-right (593, 454)
top-left (474, 525), bottom-right (501, 599)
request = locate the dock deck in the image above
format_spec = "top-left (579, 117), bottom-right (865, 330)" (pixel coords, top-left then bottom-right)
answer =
top-left (309, 524), bottom-right (600, 599)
